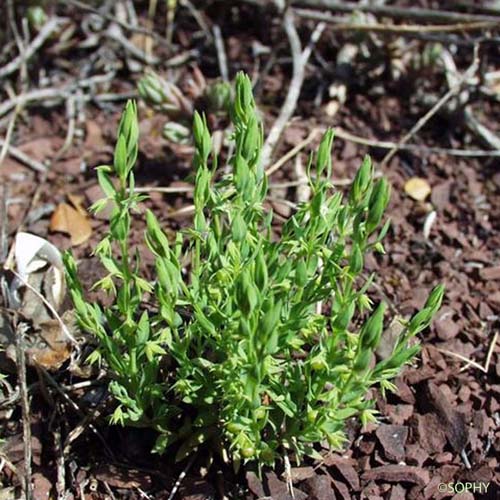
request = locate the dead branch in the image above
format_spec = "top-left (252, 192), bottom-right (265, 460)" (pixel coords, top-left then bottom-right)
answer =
top-left (213, 24), bottom-right (229, 82)
top-left (0, 138), bottom-right (48, 172)
top-left (294, 10), bottom-right (498, 33)
top-left (333, 127), bottom-right (500, 158)
top-left (260, 8), bottom-right (325, 168)
top-left (0, 18), bottom-right (66, 80)
top-left (15, 322), bottom-right (33, 499)
top-left (381, 46), bottom-right (480, 166)
top-left (292, 0), bottom-right (500, 24)
top-left (63, 0), bottom-right (171, 48)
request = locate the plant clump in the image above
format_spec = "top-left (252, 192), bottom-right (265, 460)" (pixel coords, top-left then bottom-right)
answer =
top-left (64, 72), bottom-right (443, 467)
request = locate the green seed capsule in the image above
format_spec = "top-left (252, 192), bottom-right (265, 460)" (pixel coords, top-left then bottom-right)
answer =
top-left (227, 422), bottom-right (244, 434)
top-left (261, 299), bottom-right (281, 338)
top-left (241, 447), bottom-right (255, 458)
top-left (239, 318), bottom-right (252, 338)
top-left (310, 354), bottom-right (327, 371)
top-left (254, 408), bottom-right (266, 420)
top-left (307, 409), bottom-right (319, 423)
top-left (260, 446), bottom-right (274, 462)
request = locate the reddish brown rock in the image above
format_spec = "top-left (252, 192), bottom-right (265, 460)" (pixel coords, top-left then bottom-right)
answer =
top-left (266, 471), bottom-right (307, 500)
top-left (375, 424), bottom-right (408, 462)
top-left (434, 307), bottom-right (460, 340)
top-left (304, 475), bottom-right (335, 500)
top-left (405, 443), bottom-right (429, 467)
top-left (479, 266), bottom-right (500, 280)
top-left (388, 404), bottom-right (414, 425)
top-left (332, 462), bottom-right (360, 492)
top-left (246, 471), bottom-right (265, 498)
top-left (288, 467), bottom-right (316, 483)
top-left (413, 413), bottom-right (447, 454)
top-left (362, 464), bottom-right (430, 487)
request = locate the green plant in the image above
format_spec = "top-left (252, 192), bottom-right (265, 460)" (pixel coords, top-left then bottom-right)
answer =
top-left (64, 73), bottom-right (443, 468)
top-left (138, 71), bottom-right (232, 145)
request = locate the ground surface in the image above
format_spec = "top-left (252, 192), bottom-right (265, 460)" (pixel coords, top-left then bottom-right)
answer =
top-left (0, 1), bottom-right (499, 499)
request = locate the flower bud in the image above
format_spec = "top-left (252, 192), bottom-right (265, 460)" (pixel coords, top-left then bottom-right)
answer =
top-left (408, 307), bottom-right (433, 334)
top-left (236, 271), bottom-right (258, 316)
top-left (310, 354), bottom-right (327, 371)
top-left (385, 344), bottom-right (420, 370)
top-left (193, 111), bottom-right (211, 162)
top-left (367, 178), bottom-right (390, 234)
top-left (349, 243), bottom-right (364, 275)
top-left (255, 250), bottom-right (268, 290)
top-left (316, 129), bottom-right (334, 177)
top-left (234, 72), bottom-right (255, 124)
top-left (295, 259), bottom-right (308, 287)
top-left (332, 302), bottom-right (355, 331)
top-left (242, 116), bottom-right (261, 161)
top-left (361, 302), bottom-right (386, 348)
top-left (354, 349), bottom-right (371, 372)
top-left (350, 155), bottom-right (372, 204)
top-left (231, 213), bottom-right (247, 242)
top-left (424, 284), bottom-right (445, 314)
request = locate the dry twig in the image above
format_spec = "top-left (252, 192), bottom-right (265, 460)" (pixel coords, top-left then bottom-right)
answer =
top-left (38, 367), bottom-right (115, 459)
top-left (380, 46), bottom-right (480, 166)
top-left (333, 127), bottom-right (500, 157)
top-left (294, 10), bottom-right (498, 34)
top-left (167, 453), bottom-right (197, 500)
top-left (265, 128), bottom-right (319, 176)
top-left (260, 7), bottom-right (325, 168)
top-left (63, 0), bottom-right (171, 48)
top-left (15, 322), bottom-right (33, 500)
top-left (437, 331), bottom-right (499, 374)
top-left (0, 17), bottom-right (66, 79)
top-left (291, 0), bottom-right (500, 24)
top-left (213, 24), bottom-right (229, 82)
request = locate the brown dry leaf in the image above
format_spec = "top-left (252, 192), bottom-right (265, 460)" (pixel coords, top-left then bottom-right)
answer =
top-left (50, 202), bottom-right (92, 246)
top-left (67, 193), bottom-right (88, 217)
top-left (27, 319), bottom-right (72, 370)
top-left (404, 177), bottom-right (431, 201)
